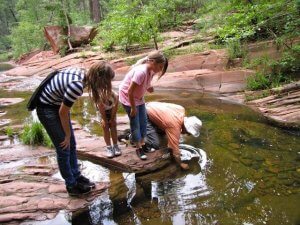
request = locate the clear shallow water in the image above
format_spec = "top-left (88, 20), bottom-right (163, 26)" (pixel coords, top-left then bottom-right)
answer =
top-left (0, 63), bottom-right (14, 72)
top-left (1, 89), bottom-right (299, 225)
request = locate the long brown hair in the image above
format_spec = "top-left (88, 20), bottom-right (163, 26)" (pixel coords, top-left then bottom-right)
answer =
top-left (84, 61), bottom-right (115, 105)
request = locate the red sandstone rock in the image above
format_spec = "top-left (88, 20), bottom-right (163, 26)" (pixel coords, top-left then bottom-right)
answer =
top-left (154, 69), bottom-right (254, 93)
top-left (168, 50), bottom-right (228, 72)
top-left (44, 26), bottom-right (97, 54)
top-left (0, 98), bottom-right (24, 106)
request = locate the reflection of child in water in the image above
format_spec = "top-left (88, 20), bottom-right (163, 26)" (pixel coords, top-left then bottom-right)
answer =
top-left (97, 91), bottom-right (121, 158)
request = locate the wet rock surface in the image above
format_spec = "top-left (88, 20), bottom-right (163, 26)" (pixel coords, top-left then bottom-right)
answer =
top-left (0, 112), bottom-right (192, 224)
top-left (248, 81), bottom-right (300, 129)
top-left (0, 125), bottom-right (109, 224)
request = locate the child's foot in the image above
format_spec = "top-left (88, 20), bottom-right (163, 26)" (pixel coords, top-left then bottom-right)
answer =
top-left (114, 145), bottom-right (122, 156)
top-left (106, 146), bottom-right (114, 158)
top-left (136, 148), bottom-right (147, 160)
top-left (142, 144), bottom-right (155, 153)
top-left (76, 175), bottom-right (96, 189)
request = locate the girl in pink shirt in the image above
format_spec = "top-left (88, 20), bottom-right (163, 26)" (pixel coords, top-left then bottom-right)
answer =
top-left (119, 51), bottom-right (168, 160)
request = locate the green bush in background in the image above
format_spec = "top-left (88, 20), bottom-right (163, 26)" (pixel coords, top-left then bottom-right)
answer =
top-left (226, 38), bottom-right (247, 59)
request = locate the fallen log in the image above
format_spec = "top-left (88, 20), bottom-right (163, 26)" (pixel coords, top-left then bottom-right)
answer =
top-left (271, 81), bottom-right (300, 94)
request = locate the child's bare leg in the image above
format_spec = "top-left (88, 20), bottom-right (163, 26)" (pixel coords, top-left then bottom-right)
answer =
top-left (111, 124), bottom-right (122, 156)
top-left (110, 120), bottom-right (118, 145)
top-left (102, 122), bottom-right (114, 158)
top-left (103, 126), bottom-right (111, 146)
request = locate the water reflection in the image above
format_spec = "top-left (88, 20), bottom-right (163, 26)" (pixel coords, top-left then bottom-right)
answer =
top-left (2, 89), bottom-right (300, 225)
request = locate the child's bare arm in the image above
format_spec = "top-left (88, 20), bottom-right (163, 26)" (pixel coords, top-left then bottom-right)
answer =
top-left (110, 92), bottom-right (119, 121)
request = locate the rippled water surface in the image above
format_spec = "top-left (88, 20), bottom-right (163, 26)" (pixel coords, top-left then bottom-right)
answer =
top-left (1, 89), bottom-right (299, 225)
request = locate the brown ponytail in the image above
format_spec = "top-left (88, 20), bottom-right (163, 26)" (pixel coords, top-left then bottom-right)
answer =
top-left (147, 51), bottom-right (168, 79)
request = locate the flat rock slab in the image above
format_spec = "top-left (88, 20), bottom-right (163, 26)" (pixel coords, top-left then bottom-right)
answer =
top-left (0, 127), bottom-right (110, 224)
top-left (78, 145), bottom-right (172, 174)
top-left (168, 50), bottom-right (228, 72)
top-left (0, 179), bottom-right (108, 223)
top-left (0, 98), bottom-right (24, 106)
top-left (248, 85), bottom-right (300, 129)
top-left (74, 120), bottom-right (175, 174)
top-left (153, 69), bottom-right (254, 93)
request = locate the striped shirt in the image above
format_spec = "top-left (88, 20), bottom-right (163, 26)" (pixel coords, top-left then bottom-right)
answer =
top-left (39, 68), bottom-right (85, 107)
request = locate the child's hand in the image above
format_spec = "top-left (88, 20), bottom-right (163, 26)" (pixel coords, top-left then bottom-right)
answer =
top-left (130, 107), bottom-right (137, 117)
top-left (101, 119), bottom-right (109, 128)
top-left (147, 87), bottom-right (154, 93)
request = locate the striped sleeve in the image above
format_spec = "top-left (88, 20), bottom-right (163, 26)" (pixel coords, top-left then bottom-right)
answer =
top-left (63, 81), bottom-right (84, 107)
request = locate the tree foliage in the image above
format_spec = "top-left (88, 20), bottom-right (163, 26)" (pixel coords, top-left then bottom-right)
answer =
top-left (3, 0), bottom-right (101, 58)
top-left (197, 0), bottom-right (300, 43)
top-left (0, 0), bottom-right (298, 58)
top-left (0, 0), bottom-right (18, 51)
top-left (97, 0), bottom-right (202, 51)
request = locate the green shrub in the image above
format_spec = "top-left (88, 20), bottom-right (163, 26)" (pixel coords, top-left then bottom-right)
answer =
top-left (0, 52), bottom-right (13, 62)
top-left (273, 43), bottom-right (300, 75)
top-left (246, 72), bottom-right (270, 90)
top-left (10, 21), bottom-right (45, 58)
top-left (0, 36), bottom-right (11, 52)
top-left (20, 121), bottom-right (53, 148)
top-left (226, 38), bottom-right (247, 59)
top-left (5, 127), bottom-right (14, 138)
top-left (214, 0), bottom-right (298, 43)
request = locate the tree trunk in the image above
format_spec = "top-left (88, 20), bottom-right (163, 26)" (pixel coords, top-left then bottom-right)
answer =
top-left (61, 0), bottom-right (73, 51)
top-left (8, 7), bottom-right (18, 22)
top-left (89, 0), bottom-right (101, 23)
top-left (153, 35), bottom-right (158, 50)
top-left (99, 1), bottom-right (103, 20)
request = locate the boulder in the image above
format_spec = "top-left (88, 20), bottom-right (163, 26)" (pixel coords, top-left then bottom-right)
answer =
top-left (44, 26), bottom-right (98, 54)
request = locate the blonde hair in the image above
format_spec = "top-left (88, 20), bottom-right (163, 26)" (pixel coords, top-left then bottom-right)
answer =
top-left (132, 51), bottom-right (168, 79)
top-left (84, 61), bottom-right (115, 105)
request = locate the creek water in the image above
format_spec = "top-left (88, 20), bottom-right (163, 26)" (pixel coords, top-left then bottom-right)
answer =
top-left (1, 88), bottom-right (299, 225)
top-left (0, 63), bottom-right (14, 72)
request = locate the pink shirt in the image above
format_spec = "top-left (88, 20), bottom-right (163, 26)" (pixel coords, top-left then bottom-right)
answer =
top-left (119, 64), bottom-right (154, 106)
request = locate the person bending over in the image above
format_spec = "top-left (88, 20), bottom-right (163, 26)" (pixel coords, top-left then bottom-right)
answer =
top-left (33, 61), bottom-right (115, 196)
top-left (145, 102), bottom-right (202, 170)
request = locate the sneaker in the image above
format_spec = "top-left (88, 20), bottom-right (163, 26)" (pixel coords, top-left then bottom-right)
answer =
top-left (136, 148), bottom-right (147, 160)
top-left (128, 134), bottom-right (134, 146)
top-left (114, 145), bottom-right (122, 156)
top-left (106, 146), bottom-right (114, 158)
top-left (77, 175), bottom-right (96, 189)
top-left (67, 182), bottom-right (92, 197)
top-left (142, 144), bottom-right (155, 153)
